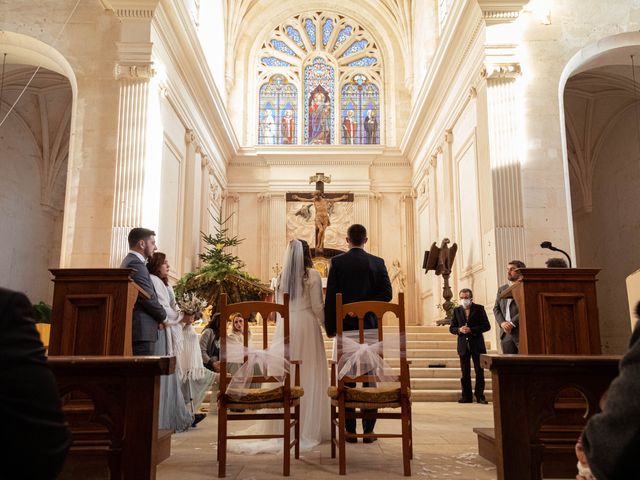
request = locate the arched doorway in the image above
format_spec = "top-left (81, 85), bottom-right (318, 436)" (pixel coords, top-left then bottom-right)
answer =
top-left (0, 32), bottom-right (76, 303)
top-left (559, 33), bottom-right (640, 353)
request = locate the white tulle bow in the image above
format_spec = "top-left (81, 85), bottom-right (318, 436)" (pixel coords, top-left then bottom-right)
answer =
top-left (336, 334), bottom-right (400, 383)
top-left (224, 340), bottom-right (290, 400)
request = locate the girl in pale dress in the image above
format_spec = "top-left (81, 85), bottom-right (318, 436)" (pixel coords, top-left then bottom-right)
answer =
top-left (148, 253), bottom-right (214, 431)
top-left (229, 239), bottom-right (330, 453)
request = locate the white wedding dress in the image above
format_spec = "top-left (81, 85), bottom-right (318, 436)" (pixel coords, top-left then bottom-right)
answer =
top-left (228, 267), bottom-right (330, 453)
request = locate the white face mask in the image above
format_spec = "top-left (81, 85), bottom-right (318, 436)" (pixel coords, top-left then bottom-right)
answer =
top-left (460, 298), bottom-right (472, 308)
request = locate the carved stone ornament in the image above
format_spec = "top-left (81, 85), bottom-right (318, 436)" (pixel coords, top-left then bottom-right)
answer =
top-left (481, 63), bottom-right (522, 80)
top-left (185, 129), bottom-right (196, 145)
top-left (115, 63), bottom-right (156, 80)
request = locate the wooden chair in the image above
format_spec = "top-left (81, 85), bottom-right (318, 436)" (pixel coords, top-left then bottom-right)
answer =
top-left (217, 293), bottom-right (303, 477)
top-left (329, 292), bottom-right (413, 476)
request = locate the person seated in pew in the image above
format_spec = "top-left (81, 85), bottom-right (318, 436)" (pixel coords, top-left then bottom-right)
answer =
top-left (0, 288), bottom-right (71, 479)
top-left (200, 312), bottom-right (221, 373)
top-left (575, 301), bottom-right (640, 480)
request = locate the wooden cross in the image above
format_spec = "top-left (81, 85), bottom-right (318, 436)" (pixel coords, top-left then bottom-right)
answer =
top-left (309, 172), bottom-right (331, 193)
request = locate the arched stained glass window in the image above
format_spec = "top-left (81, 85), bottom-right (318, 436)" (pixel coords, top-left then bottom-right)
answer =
top-left (341, 74), bottom-right (380, 144)
top-left (258, 75), bottom-right (297, 145)
top-left (257, 12), bottom-right (382, 145)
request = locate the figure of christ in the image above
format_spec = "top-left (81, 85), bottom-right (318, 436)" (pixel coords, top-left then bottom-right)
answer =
top-left (281, 109), bottom-right (295, 144)
top-left (291, 190), bottom-right (349, 254)
top-left (342, 110), bottom-right (356, 144)
top-left (309, 92), bottom-right (330, 144)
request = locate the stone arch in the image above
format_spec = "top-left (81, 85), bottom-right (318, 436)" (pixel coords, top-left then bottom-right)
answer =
top-left (559, 31), bottom-right (640, 352)
top-left (0, 31), bottom-right (77, 301)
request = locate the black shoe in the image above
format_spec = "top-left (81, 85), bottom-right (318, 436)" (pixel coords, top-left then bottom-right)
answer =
top-left (476, 397), bottom-right (489, 404)
top-left (363, 436), bottom-right (377, 444)
top-left (191, 413), bottom-right (206, 427)
top-left (346, 433), bottom-right (357, 443)
top-left (458, 397), bottom-right (473, 403)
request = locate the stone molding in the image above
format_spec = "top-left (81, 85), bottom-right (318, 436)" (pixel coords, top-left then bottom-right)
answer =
top-left (114, 63), bottom-right (155, 80)
top-left (482, 62), bottom-right (522, 80)
top-left (477, 0), bottom-right (528, 25)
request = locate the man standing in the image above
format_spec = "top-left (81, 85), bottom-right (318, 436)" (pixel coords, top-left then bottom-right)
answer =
top-left (449, 288), bottom-right (491, 404)
top-left (324, 224), bottom-right (392, 442)
top-left (120, 228), bottom-right (167, 355)
top-left (493, 260), bottom-right (526, 354)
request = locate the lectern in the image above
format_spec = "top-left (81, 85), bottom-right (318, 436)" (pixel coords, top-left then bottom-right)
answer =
top-left (48, 268), bottom-right (149, 356)
top-left (501, 268), bottom-right (601, 354)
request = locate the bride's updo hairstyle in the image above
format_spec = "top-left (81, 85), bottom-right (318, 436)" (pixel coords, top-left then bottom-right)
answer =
top-left (299, 239), bottom-right (314, 279)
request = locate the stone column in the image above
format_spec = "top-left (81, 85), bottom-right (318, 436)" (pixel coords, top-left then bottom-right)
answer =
top-left (257, 193), bottom-right (271, 280)
top-left (484, 62), bottom-right (526, 274)
top-left (181, 129), bottom-right (198, 273)
top-left (368, 192), bottom-right (382, 256)
top-left (400, 190), bottom-right (418, 325)
top-left (268, 194), bottom-right (286, 278)
top-left (109, 63), bottom-right (156, 265)
top-left (353, 192), bottom-right (371, 249)
top-left (223, 191), bottom-right (240, 257)
top-left (106, 1), bottom-right (159, 265)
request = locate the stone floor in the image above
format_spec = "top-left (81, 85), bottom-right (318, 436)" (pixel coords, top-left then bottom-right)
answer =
top-left (157, 403), bottom-right (498, 479)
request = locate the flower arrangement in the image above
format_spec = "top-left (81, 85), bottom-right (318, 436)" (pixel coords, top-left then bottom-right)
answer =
top-left (176, 292), bottom-right (208, 316)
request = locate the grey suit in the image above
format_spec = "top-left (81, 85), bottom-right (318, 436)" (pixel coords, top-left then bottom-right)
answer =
top-left (493, 283), bottom-right (519, 354)
top-left (120, 253), bottom-right (166, 355)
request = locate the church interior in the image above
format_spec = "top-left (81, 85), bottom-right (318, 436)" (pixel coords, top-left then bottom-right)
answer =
top-left (2, 0), bottom-right (640, 479)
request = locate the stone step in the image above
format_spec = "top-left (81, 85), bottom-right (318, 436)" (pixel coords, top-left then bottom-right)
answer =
top-left (248, 325), bottom-right (452, 334)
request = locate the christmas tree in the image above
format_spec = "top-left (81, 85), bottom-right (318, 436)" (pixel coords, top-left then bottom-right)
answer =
top-left (175, 214), bottom-right (270, 310)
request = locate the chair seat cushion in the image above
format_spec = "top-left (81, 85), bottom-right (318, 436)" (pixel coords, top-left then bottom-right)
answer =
top-left (327, 386), bottom-right (410, 403)
top-left (225, 386), bottom-right (304, 404)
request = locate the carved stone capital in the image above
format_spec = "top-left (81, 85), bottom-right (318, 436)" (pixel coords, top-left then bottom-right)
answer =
top-left (478, 0), bottom-right (528, 25)
top-left (444, 130), bottom-right (453, 144)
top-left (185, 129), bottom-right (196, 145)
top-left (223, 192), bottom-right (239, 202)
top-left (482, 62), bottom-right (522, 80)
top-left (257, 193), bottom-right (271, 202)
top-left (115, 63), bottom-right (155, 80)
top-left (429, 154), bottom-right (438, 169)
top-left (100, 0), bottom-right (159, 19)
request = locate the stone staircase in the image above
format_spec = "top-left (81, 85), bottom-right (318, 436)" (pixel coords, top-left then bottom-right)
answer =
top-left (201, 325), bottom-right (494, 407)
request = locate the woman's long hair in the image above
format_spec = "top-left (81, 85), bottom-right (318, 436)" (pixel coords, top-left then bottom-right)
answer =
top-left (147, 252), bottom-right (168, 285)
top-left (299, 239), bottom-right (313, 279)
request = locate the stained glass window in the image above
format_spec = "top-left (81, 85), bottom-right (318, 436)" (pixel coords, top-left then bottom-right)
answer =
top-left (304, 58), bottom-right (334, 144)
top-left (258, 75), bottom-right (297, 145)
top-left (257, 13), bottom-right (382, 145)
top-left (305, 19), bottom-right (316, 46)
top-left (341, 74), bottom-right (380, 144)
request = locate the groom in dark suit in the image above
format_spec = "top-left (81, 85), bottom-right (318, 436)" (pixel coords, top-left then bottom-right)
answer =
top-left (120, 228), bottom-right (167, 355)
top-left (325, 224), bottom-right (392, 442)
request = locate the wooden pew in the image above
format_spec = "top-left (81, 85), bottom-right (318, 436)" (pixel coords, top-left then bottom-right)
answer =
top-left (50, 356), bottom-right (175, 480)
top-left (476, 354), bottom-right (619, 480)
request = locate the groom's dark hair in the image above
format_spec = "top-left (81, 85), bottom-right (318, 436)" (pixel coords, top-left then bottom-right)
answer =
top-left (128, 227), bottom-right (156, 248)
top-left (347, 224), bottom-right (367, 246)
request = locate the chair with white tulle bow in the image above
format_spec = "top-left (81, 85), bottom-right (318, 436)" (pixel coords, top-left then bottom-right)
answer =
top-left (328, 292), bottom-right (412, 476)
top-left (217, 293), bottom-right (303, 477)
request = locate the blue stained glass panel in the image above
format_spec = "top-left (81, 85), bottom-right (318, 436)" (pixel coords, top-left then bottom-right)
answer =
top-left (342, 40), bottom-right (368, 57)
top-left (305, 19), bottom-right (316, 46)
top-left (340, 80), bottom-right (380, 145)
top-left (259, 76), bottom-right (297, 145)
top-left (334, 26), bottom-right (353, 50)
top-left (286, 26), bottom-right (305, 49)
top-left (347, 56), bottom-right (377, 67)
top-left (270, 40), bottom-right (297, 57)
top-left (262, 57), bottom-right (291, 67)
top-left (322, 19), bottom-right (333, 46)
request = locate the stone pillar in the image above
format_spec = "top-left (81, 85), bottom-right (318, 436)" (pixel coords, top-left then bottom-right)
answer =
top-left (106, 1), bottom-right (159, 265)
top-left (223, 191), bottom-right (240, 257)
top-left (400, 190), bottom-right (419, 325)
top-left (368, 192), bottom-right (382, 256)
top-left (268, 194), bottom-right (286, 277)
top-left (353, 192), bottom-right (370, 248)
top-left (181, 129), bottom-right (198, 273)
top-left (257, 193), bottom-right (271, 280)
top-left (109, 63), bottom-right (156, 265)
top-left (484, 62), bottom-right (526, 275)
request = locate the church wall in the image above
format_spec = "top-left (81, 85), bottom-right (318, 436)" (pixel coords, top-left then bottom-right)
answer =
top-left (0, 113), bottom-right (64, 302)
top-left (572, 107), bottom-right (640, 352)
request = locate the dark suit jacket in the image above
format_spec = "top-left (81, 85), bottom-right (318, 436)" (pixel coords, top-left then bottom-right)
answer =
top-left (449, 303), bottom-right (491, 355)
top-left (0, 288), bottom-right (71, 479)
top-left (583, 304), bottom-right (640, 480)
top-left (493, 283), bottom-right (520, 340)
top-left (120, 253), bottom-right (166, 342)
top-left (324, 247), bottom-right (392, 337)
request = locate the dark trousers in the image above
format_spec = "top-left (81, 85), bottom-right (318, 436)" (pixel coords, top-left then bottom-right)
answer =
top-left (132, 340), bottom-right (156, 356)
top-left (500, 333), bottom-right (519, 354)
top-left (459, 350), bottom-right (485, 400)
top-left (345, 381), bottom-right (377, 433)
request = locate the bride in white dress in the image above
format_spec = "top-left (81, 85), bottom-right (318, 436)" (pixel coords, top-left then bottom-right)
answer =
top-left (229, 238), bottom-right (330, 453)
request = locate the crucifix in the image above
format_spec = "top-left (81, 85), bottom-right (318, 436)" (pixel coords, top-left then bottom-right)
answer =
top-left (286, 172), bottom-right (353, 256)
